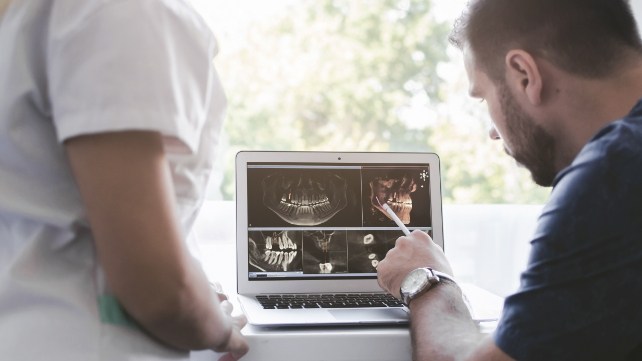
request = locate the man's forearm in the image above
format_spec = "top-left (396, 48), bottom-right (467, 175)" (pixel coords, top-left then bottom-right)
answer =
top-left (376, 232), bottom-right (512, 361)
top-left (409, 283), bottom-right (483, 361)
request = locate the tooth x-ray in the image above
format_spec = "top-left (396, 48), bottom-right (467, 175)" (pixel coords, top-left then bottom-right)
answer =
top-left (301, 230), bottom-right (348, 274)
top-left (362, 167), bottom-right (431, 228)
top-left (346, 230), bottom-right (402, 273)
top-left (249, 231), bottom-right (303, 272)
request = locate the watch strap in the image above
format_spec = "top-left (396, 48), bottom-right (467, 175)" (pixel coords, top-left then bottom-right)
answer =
top-left (401, 267), bottom-right (459, 306)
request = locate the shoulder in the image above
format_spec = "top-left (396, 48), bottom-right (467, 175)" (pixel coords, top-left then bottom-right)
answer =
top-left (555, 116), bottom-right (642, 198)
top-left (582, 117), bottom-right (642, 165)
top-left (48, 0), bottom-right (215, 50)
top-left (44, 0), bottom-right (221, 152)
top-left (552, 118), bottom-right (642, 203)
top-left (531, 117), bottom-right (642, 256)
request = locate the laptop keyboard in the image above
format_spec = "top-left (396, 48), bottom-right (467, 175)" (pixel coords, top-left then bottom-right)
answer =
top-left (255, 293), bottom-right (404, 309)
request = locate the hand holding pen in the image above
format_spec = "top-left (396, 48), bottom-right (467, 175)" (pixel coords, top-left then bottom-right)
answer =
top-left (376, 197), bottom-right (411, 236)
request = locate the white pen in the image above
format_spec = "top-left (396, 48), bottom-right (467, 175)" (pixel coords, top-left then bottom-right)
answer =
top-left (376, 197), bottom-right (411, 236)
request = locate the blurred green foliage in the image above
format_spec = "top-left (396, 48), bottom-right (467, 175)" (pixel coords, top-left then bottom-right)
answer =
top-left (213, 0), bottom-right (550, 204)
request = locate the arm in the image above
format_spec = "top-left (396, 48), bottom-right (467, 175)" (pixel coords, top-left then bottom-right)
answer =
top-left (377, 231), bottom-right (513, 361)
top-left (64, 131), bottom-right (247, 358)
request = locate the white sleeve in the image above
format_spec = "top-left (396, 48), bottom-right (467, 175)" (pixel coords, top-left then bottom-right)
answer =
top-left (47, 0), bottom-right (219, 154)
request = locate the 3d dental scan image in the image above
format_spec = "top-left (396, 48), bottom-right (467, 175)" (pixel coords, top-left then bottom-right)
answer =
top-left (301, 230), bottom-right (348, 274)
top-left (247, 168), bottom-right (361, 227)
top-left (363, 167), bottom-right (431, 228)
top-left (248, 231), bottom-right (303, 273)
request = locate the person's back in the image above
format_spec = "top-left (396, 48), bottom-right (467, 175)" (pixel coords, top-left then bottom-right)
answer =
top-left (0, 0), bottom-right (246, 359)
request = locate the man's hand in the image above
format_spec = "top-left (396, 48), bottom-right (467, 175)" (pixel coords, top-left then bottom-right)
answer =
top-left (377, 230), bottom-right (454, 299)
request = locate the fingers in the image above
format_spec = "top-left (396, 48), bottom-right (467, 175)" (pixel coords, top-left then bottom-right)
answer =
top-left (232, 313), bottom-right (248, 330)
top-left (220, 300), bottom-right (234, 315)
top-left (377, 230), bottom-right (452, 299)
top-left (216, 292), bottom-right (229, 302)
top-left (213, 301), bottom-right (249, 360)
top-left (228, 326), bottom-right (250, 359)
top-left (214, 324), bottom-right (249, 360)
top-left (392, 230), bottom-right (444, 257)
top-left (210, 281), bottom-right (223, 293)
top-left (210, 281), bottom-right (229, 302)
top-left (216, 328), bottom-right (249, 361)
top-left (218, 300), bottom-right (247, 329)
top-left (217, 354), bottom-right (236, 361)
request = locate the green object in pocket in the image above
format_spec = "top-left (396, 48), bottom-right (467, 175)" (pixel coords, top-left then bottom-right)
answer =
top-left (98, 295), bottom-right (139, 329)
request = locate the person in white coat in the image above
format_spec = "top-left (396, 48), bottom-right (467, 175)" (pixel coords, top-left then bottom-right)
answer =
top-left (0, 0), bottom-right (248, 359)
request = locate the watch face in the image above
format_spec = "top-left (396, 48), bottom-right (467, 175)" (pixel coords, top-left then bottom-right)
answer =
top-left (401, 268), bottom-right (428, 294)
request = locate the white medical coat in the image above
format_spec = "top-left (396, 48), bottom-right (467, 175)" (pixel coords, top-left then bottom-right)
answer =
top-left (0, 0), bottom-right (226, 359)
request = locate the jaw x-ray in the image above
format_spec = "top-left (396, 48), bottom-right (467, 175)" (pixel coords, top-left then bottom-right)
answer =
top-left (301, 230), bottom-right (348, 274)
top-left (346, 231), bottom-right (403, 273)
top-left (362, 167), bottom-right (431, 228)
top-left (248, 231), bottom-right (303, 273)
top-left (261, 171), bottom-right (348, 226)
top-left (247, 168), bottom-right (361, 228)
top-left (246, 164), bottom-right (431, 278)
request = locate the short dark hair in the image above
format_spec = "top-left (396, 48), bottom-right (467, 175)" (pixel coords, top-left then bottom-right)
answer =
top-left (450, 0), bottom-right (642, 81)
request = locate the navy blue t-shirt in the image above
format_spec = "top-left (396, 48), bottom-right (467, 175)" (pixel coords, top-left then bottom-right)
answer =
top-left (494, 100), bottom-right (642, 360)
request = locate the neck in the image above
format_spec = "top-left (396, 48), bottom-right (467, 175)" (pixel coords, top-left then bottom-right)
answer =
top-left (548, 56), bottom-right (642, 171)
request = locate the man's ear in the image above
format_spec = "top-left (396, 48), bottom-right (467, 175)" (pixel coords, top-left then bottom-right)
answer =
top-left (505, 50), bottom-right (543, 106)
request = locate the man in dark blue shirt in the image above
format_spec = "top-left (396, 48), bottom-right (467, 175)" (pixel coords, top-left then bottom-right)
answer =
top-left (377, 0), bottom-right (642, 360)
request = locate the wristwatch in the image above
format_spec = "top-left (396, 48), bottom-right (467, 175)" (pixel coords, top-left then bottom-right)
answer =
top-left (399, 267), bottom-right (457, 306)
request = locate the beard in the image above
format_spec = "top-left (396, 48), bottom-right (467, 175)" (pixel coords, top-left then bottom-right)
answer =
top-left (498, 83), bottom-right (557, 187)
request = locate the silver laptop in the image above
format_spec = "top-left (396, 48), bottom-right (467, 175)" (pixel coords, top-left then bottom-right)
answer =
top-left (235, 151), bottom-right (443, 326)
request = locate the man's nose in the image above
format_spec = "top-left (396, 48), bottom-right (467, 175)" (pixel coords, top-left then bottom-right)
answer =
top-left (488, 126), bottom-right (501, 140)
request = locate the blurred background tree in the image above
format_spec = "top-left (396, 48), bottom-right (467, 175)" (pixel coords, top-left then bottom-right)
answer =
top-left (201, 0), bottom-right (550, 204)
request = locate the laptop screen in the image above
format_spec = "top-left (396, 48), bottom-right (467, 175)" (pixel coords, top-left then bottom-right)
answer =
top-left (246, 162), bottom-right (433, 281)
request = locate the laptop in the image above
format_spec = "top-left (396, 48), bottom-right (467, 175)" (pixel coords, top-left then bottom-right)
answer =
top-left (235, 151), bottom-right (443, 327)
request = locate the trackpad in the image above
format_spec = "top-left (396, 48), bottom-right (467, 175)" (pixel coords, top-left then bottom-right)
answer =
top-left (329, 308), bottom-right (409, 323)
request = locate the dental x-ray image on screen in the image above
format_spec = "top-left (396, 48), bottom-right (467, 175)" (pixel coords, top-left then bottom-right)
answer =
top-left (247, 168), bottom-right (361, 227)
top-left (346, 230), bottom-right (404, 273)
top-left (248, 231), bottom-right (303, 273)
top-left (362, 166), bottom-right (431, 228)
top-left (301, 230), bottom-right (348, 274)
top-left (246, 163), bottom-right (432, 280)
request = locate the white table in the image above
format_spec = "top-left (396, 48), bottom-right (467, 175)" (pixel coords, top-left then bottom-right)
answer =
top-left (189, 202), bottom-right (504, 361)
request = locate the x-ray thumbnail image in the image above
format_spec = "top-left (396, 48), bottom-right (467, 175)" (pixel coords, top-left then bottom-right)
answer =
top-left (346, 230), bottom-right (403, 273)
top-left (247, 168), bottom-right (362, 228)
top-left (361, 167), bottom-right (431, 228)
top-left (301, 230), bottom-right (348, 274)
top-left (248, 231), bottom-right (303, 273)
